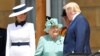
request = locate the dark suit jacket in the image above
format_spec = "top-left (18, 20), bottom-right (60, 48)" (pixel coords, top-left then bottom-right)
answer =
top-left (63, 13), bottom-right (91, 55)
top-left (0, 28), bottom-right (6, 56)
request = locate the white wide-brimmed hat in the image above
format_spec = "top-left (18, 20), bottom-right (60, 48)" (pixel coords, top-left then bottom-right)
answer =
top-left (44, 18), bottom-right (63, 33)
top-left (9, 4), bottom-right (33, 17)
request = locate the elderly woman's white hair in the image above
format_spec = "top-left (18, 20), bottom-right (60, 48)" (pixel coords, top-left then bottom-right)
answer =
top-left (63, 2), bottom-right (81, 13)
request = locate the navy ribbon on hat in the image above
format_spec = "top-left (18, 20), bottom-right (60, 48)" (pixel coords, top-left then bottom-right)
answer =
top-left (13, 5), bottom-right (26, 13)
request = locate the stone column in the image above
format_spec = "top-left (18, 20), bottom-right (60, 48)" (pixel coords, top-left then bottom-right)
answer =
top-left (36, 0), bottom-right (46, 45)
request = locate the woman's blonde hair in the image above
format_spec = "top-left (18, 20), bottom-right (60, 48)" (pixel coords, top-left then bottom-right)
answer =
top-left (64, 2), bottom-right (81, 13)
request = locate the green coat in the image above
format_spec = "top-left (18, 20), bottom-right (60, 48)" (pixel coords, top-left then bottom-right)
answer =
top-left (35, 35), bottom-right (64, 56)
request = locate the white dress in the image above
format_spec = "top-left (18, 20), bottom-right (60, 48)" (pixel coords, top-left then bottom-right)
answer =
top-left (6, 22), bottom-right (35, 56)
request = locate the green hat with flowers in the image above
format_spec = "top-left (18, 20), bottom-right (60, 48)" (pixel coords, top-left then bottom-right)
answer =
top-left (44, 18), bottom-right (63, 33)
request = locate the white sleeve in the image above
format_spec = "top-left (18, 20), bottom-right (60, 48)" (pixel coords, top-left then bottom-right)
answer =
top-left (29, 23), bottom-right (35, 56)
top-left (6, 24), bottom-right (11, 56)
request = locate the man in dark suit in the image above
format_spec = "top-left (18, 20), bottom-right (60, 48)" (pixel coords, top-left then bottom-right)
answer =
top-left (63, 2), bottom-right (91, 56)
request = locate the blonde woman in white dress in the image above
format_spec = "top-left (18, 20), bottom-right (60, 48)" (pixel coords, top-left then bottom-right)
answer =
top-left (6, 4), bottom-right (35, 56)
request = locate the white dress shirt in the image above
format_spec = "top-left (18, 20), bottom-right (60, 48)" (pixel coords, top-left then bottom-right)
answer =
top-left (69, 12), bottom-right (80, 26)
top-left (6, 22), bottom-right (35, 56)
top-left (72, 12), bottom-right (80, 21)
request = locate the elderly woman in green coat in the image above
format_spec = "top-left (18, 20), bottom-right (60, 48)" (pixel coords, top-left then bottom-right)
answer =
top-left (35, 18), bottom-right (64, 56)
